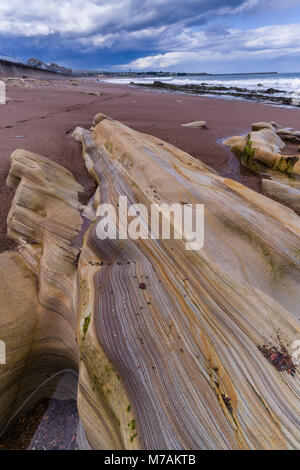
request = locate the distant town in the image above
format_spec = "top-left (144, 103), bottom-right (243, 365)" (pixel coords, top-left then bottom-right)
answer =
top-left (0, 53), bottom-right (278, 77)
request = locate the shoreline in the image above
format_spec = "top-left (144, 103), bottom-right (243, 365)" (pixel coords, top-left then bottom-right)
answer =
top-left (1, 77), bottom-right (300, 451)
top-left (128, 80), bottom-right (297, 107)
top-left (1, 76), bottom-right (300, 254)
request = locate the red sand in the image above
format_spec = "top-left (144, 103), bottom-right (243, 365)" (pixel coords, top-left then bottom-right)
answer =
top-left (0, 77), bottom-right (300, 252)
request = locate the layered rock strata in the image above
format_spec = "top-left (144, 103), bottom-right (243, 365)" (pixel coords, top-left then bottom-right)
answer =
top-left (0, 116), bottom-right (299, 450)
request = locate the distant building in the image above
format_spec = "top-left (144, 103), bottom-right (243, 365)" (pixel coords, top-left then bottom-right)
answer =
top-left (27, 58), bottom-right (72, 74)
top-left (50, 62), bottom-right (72, 74)
top-left (27, 58), bottom-right (46, 67)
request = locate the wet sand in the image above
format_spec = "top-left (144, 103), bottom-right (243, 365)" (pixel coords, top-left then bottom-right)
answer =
top-left (0, 398), bottom-right (79, 450)
top-left (1, 77), bottom-right (300, 252)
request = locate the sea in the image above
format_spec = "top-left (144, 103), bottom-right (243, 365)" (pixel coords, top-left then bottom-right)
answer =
top-left (104, 72), bottom-right (300, 105)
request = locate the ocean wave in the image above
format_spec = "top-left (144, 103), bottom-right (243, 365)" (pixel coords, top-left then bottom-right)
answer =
top-left (103, 74), bottom-right (300, 97)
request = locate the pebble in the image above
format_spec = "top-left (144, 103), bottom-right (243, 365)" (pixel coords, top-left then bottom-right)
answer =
top-left (181, 121), bottom-right (207, 129)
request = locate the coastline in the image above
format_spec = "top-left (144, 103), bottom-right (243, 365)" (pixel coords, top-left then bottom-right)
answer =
top-left (1, 76), bottom-right (300, 254)
top-left (129, 80), bottom-right (295, 107)
top-left (1, 75), bottom-right (300, 451)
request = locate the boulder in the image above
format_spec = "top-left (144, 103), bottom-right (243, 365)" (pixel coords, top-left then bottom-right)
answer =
top-left (224, 126), bottom-right (300, 209)
top-left (224, 129), bottom-right (300, 176)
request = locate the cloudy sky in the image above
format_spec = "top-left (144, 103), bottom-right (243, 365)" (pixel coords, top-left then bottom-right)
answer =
top-left (0, 0), bottom-right (300, 72)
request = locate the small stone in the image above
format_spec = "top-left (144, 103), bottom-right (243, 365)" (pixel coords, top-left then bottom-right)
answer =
top-left (251, 122), bottom-right (274, 131)
top-left (181, 121), bottom-right (207, 129)
top-left (276, 129), bottom-right (292, 136)
top-left (270, 121), bottom-right (282, 129)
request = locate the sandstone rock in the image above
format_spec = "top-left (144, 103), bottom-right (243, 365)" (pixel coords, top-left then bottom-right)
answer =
top-left (224, 129), bottom-right (300, 176)
top-left (276, 129), bottom-right (292, 136)
top-left (251, 122), bottom-right (274, 131)
top-left (0, 250), bottom-right (39, 430)
top-left (92, 112), bottom-right (113, 127)
top-left (270, 121), bottom-right (282, 129)
top-left (224, 126), bottom-right (300, 209)
top-left (1, 117), bottom-right (300, 450)
top-left (72, 126), bottom-right (87, 142)
top-left (181, 120), bottom-right (207, 129)
top-left (262, 177), bottom-right (300, 209)
top-left (82, 91), bottom-right (100, 96)
top-left (75, 116), bottom-right (300, 449)
top-left (0, 149), bottom-right (83, 433)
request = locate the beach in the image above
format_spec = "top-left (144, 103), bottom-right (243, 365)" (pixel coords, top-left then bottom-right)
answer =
top-left (1, 74), bottom-right (300, 450)
top-left (1, 77), bottom-right (300, 253)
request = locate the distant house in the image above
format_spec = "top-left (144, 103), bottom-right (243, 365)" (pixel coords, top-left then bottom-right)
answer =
top-left (27, 58), bottom-right (46, 67)
top-left (26, 58), bottom-right (72, 74)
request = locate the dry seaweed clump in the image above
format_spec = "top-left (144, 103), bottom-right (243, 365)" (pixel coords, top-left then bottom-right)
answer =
top-left (258, 344), bottom-right (296, 376)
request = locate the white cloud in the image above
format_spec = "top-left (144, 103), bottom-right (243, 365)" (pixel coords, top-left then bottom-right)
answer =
top-left (0, 0), bottom-right (299, 71)
top-left (0, 0), bottom-right (253, 38)
top-left (123, 23), bottom-right (300, 70)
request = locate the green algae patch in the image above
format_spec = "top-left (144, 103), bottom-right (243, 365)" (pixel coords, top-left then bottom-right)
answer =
top-left (243, 136), bottom-right (256, 162)
top-left (130, 432), bottom-right (137, 442)
top-left (83, 314), bottom-right (91, 341)
top-left (274, 155), bottom-right (299, 174)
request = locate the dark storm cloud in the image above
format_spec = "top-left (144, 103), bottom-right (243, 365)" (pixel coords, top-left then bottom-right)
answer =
top-left (0, 1), bottom-right (299, 71)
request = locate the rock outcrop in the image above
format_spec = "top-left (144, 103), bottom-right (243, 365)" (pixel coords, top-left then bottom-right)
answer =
top-left (0, 149), bottom-right (82, 434)
top-left (224, 124), bottom-right (300, 210)
top-left (0, 116), bottom-right (299, 450)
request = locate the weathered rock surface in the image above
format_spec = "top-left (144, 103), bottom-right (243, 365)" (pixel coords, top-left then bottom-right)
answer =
top-left (74, 116), bottom-right (300, 449)
top-left (262, 177), bottom-right (300, 210)
top-left (277, 129), bottom-right (292, 136)
top-left (0, 116), bottom-right (300, 450)
top-left (252, 122), bottom-right (274, 131)
top-left (224, 124), bottom-right (300, 209)
top-left (0, 149), bottom-right (82, 434)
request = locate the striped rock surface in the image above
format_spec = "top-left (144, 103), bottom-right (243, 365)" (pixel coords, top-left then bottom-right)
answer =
top-left (0, 116), bottom-right (299, 450)
top-left (0, 149), bottom-right (82, 434)
top-left (74, 117), bottom-right (300, 449)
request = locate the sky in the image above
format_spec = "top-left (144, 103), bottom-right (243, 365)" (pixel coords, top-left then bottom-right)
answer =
top-left (0, 0), bottom-right (300, 73)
